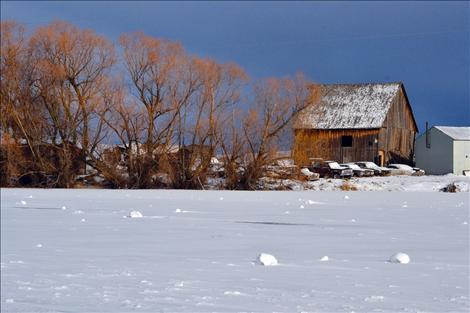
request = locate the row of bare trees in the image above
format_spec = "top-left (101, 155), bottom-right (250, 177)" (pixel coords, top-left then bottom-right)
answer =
top-left (1, 20), bottom-right (319, 189)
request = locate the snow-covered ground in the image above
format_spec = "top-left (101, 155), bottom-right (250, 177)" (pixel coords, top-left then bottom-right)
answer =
top-left (1, 188), bottom-right (469, 312)
top-left (259, 174), bottom-right (470, 192)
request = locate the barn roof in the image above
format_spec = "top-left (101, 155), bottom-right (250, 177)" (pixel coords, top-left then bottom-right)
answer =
top-left (435, 126), bottom-right (470, 141)
top-left (294, 82), bottom-right (403, 129)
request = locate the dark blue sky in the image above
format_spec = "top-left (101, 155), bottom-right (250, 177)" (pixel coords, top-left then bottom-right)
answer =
top-left (2, 1), bottom-right (469, 131)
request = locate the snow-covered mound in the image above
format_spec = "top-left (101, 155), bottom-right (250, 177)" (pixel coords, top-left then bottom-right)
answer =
top-left (256, 253), bottom-right (278, 266)
top-left (128, 210), bottom-right (143, 218)
top-left (15, 200), bottom-right (27, 206)
top-left (389, 252), bottom-right (410, 264)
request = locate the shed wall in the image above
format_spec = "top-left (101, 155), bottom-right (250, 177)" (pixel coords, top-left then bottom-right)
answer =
top-left (453, 140), bottom-right (470, 175)
top-left (415, 128), bottom-right (453, 174)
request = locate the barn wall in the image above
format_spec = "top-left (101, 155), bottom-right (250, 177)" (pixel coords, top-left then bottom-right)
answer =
top-left (379, 87), bottom-right (417, 165)
top-left (293, 129), bottom-right (380, 166)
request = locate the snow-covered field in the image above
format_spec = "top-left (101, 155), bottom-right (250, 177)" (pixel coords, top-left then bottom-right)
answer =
top-left (1, 187), bottom-right (469, 312)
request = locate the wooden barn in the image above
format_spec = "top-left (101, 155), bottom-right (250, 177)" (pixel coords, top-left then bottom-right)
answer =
top-left (293, 82), bottom-right (418, 167)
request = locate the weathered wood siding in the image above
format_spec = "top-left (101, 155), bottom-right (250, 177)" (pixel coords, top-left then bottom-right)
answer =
top-left (379, 87), bottom-right (417, 164)
top-left (293, 129), bottom-right (380, 166)
top-left (293, 85), bottom-right (418, 166)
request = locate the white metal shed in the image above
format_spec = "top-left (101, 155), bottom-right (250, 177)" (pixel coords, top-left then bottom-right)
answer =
top-left (415, 126), bottom-right (470, 175)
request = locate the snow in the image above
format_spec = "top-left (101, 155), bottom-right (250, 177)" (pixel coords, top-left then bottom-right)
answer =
top-left (259, 174), bottom-right (470, 192)
top-left (128, 210), bottom-right (143, 218)
top-left (300, 167), bottom-right (314, 176)
top-left (435, 126), bottom-right (470, 141)
top-left (1, 187), bottom-right (469, 312)
top-left (256, 253), bottom-right (279, 266)
top-left (294, 83), bottom-right (400, 129)
top-left (345, 163), bottom-right (362, 170)
top-left (388, 164), bottom-right (414, 171)
top-left (389, 252), bottom-right (411, 264)
top-left (328, 161), bottom-right (343, 169)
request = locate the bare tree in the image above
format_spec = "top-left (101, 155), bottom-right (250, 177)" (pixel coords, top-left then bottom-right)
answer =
top-left (26, 21), bottom-right (115, 186)
top-left (217, 109), bottom-right (247, 189)
top-left (171, 58), bottom-right (247, 189)
top-left (117, 32), bottom-right (202, 188)
top-left (0, 21), bottom-right (54, 186)
top-left (1, 20), bottom-right (319, 190)
top-left (237, 73), bottom-right (320, 189)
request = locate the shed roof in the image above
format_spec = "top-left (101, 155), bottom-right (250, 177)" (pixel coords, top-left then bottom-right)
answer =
top-left (435, 126), bottom-right (470, 141)
top-left (294, 83), bottom-right (402, 129)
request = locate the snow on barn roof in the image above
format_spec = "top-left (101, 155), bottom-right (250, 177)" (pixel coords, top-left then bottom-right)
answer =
top-left (435, 126), bottom-right (470, 140)
top-left (294, 83), bottom-right (401, 129)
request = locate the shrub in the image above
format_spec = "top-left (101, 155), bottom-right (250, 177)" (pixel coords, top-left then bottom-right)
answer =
top-left (340, 181), bottom-right (358, 191)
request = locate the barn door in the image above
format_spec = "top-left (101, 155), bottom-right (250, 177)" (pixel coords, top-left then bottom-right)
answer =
top-left (341, 147), bottom-right (353, 163)
top-left (341, 135), bottom-right (353, 163)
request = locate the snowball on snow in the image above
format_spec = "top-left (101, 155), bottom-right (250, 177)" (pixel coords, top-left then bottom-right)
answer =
top-left (61, 206), bottom-right (67, 210)
top-left (175, 208), bottom-right (182, 213)
top-left (256, 253), bottom-right (278, 266)
top-left (320, 256), bottom-right (329, 261)
top-left (344, 195), bottom-right (350, 200)
top-left (35, 244), bottom-right (43, 248)
top-left (390, 252), bottom-right (410, 264)
top-left (128, 210), bottom-right (143, 218)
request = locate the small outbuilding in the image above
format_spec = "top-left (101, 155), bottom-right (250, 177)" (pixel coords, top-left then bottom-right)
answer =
top-left (415, 126), bottom-right (470, 175)
top-left (293, 82), bottom-right (418, 166)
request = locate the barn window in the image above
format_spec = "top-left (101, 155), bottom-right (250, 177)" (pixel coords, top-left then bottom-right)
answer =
top-left (341, 136), bottom-right (353, 147)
